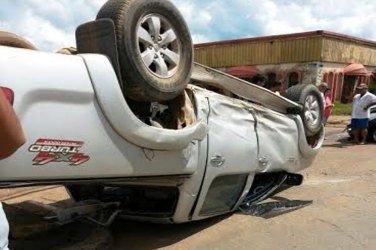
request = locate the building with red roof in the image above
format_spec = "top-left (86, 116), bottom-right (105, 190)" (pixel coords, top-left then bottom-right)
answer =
top-left (194, 30), bottom-right (376, 102)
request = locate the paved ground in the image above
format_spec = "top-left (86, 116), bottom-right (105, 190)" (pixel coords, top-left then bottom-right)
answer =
top-left (326, 115), bottom-right (350, 128)
top-left (1, 123), bottom-right (375, 250)
top-left (108, 126), bottom-right (376, 250)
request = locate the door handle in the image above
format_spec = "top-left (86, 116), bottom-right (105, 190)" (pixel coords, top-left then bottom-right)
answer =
top-left (210, 154), bottom-right (225, 167)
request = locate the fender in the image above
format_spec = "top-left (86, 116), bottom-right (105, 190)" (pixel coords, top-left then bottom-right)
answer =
top-left (81, 54), bottom-right (208, 150)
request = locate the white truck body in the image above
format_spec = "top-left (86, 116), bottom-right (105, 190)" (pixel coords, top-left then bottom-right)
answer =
top-left (0, 44), bottom-right (323, 223)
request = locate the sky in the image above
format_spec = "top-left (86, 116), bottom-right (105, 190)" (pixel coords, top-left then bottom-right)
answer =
top-left (0, 0), bottom-right (376, 51)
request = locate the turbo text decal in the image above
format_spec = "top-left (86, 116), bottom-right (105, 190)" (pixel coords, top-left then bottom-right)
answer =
top-left (29, 139), bottom-right (90, 166)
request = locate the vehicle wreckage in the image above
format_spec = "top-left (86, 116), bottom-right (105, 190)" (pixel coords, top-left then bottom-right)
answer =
top-left (0, 0), bottom-right (324, 224)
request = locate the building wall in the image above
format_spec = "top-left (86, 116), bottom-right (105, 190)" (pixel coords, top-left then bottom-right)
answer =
top-left (322, 38), bottom-right (376, 66)
top-left (194, 36), bottom-right (323, 68)
top-left (220, 61), bottom-right (376, 102)
top-left (319, 62), bottom-right (376, 102)
top-left (194, 32), bottom-right (376, 102)
top-left (194, 34), bottom-right (376, 68)
top-left (251, 62), bottom-right (323, 87)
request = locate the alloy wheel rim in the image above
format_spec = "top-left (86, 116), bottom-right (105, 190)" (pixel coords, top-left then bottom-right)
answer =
top-left (137, 14), bottom-right (181, 79)
top-left (304, 94), bottom-right (320, 128)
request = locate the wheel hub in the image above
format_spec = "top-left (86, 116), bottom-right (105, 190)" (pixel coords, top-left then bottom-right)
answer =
top-left (304, 94), bottom-right (320, 128)
top-left (137, 14), bottom-right (181, 78)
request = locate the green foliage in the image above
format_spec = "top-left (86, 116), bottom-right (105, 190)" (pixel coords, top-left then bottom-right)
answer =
top-left (332, 101), bottom-right (352, 116)
top-left (368, 78), bottom-right (376, 94)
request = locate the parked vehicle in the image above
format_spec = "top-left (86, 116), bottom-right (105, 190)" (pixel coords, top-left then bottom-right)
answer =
top-left (347, 105), bottom-right (376, 142)
top-left (0, 0), bottom-right (324, 223)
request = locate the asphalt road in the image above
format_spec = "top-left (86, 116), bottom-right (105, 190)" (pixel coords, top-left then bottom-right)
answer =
top-left (109, 127), bottom-right (376, 250)
top-left (2, 127), bottom-right (375, 250)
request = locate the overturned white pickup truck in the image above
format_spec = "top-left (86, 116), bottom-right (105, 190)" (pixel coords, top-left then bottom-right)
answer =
top-left (0, 0), bottom-right (324, 223)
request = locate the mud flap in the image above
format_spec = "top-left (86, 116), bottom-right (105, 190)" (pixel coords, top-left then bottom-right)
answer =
top-left (76, 18), bottom-right (123, 89)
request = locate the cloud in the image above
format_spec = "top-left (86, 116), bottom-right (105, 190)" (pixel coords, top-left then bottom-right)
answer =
top-left (0, 21), bottom-right (10, 31)
top-left (20, 10), bottom-right (74, 51)
top-left (171, 0), bottom-right (213, 41)
top-left (246, 0), bottom-right (376, 40)
top-left (0, 0), bottom-right (105, 51)
top-left (0, 0), bottom-right (375, 51)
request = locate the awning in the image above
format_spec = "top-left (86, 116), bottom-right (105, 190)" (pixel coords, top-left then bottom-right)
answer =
top-left (343, 63), bottom-right (370, 75)
top-left (226, 65), bottom-right (260, 78)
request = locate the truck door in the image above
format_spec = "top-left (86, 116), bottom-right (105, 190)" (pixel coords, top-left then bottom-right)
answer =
top-left (254, 107), bottom-right (300, 173)
top-left (191, 94), bottom-right (258, 220)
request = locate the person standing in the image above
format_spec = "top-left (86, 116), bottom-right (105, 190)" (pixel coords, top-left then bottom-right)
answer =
top-left (250, 74), bottom-right (267, 87)
top-left (318, 82), bottom-right (329, 102)
top-left (0, 88), bottom-right (25, 250)
top-left (318, 82), bottom-right (329, 93)
top-left (323, 88), bottom-right (334, 126)
top-left (318, 82), bottom-right (331, 125)
top-left (351, 83), bottom-right (376, 144)
top-left (267, 79), bottom-right (284, 95)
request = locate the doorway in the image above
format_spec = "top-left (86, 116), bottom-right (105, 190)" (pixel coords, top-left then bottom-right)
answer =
top-left (341, 75), bottom-right (358, 103)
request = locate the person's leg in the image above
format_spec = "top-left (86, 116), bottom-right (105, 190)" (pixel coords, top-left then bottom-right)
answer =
top-left (351, 119), bottom-right (360, 144)
top-left (360, 118), bottom-right (369, 144)
top-left (360, 128), bottom-right (368, 144)
top-left (353, 128), bottom-right (360, 144)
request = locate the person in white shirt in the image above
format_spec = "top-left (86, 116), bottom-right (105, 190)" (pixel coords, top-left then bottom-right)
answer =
top-left (250, 74), bottom-right (267, 87)
top-left (351, 83), bottom-right (376, 144)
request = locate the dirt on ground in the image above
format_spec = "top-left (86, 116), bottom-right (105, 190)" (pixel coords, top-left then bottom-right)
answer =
top-left (1, 119), bottom-right (375, 250)
top-left (327, 115), bottom-right (350, 127)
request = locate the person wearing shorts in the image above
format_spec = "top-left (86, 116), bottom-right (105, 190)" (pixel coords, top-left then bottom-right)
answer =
top-left (351, 83), bottom-right (376, 144)
top-left (0, 88), bottom-right (25, 249)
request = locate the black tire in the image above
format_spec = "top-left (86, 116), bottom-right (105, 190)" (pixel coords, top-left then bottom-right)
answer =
top-left (0, 31), bottom-right (37, 50)
top-left (97, 0), bottom-right (193, 102)
top-left (284, 84), bottom-right (323, 136)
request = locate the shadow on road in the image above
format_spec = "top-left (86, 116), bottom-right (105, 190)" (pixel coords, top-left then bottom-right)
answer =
top-left (110, 215), bottom-right (230, 250)
top-left (322, 138), bottom-right (352, 148)
top-left (110, 194), bottom-right (312, 249)
top-left (5, 201), bottom-right (111, 250)
top-left (323, 137), bottom-right (375, 148)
